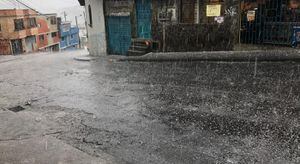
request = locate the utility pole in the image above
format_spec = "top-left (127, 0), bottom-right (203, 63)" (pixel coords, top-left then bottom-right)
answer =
top-left (75, 16), bottom-right (81, 49)
top-left (63, 11), bottom-right (67, 22)
top-left (75, 16), bottom-right (78, 27)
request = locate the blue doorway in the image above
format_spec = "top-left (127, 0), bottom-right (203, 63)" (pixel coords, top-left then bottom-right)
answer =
top-left (107, 16), bottom-right (132, 55)
top-left (136, 0), bottom-right (152, 39)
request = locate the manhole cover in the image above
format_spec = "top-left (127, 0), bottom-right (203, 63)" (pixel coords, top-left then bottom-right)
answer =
top-left (8, 106), bottom-right (25, 112)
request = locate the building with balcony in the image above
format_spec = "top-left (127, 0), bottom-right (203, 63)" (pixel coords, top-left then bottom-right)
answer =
top-left (36, 14), bottom-right (60, 52)
top-left (0, 9), bottom-right (39, 55)
top-left (59, 22), bottom-right (80, 51)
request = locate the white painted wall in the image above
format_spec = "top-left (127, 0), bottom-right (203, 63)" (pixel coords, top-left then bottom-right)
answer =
top-left (84, 0), bottom-right (107, 56)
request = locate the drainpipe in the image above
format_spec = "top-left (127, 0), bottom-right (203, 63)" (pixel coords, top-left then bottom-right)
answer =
top-left (163, 23), bottom-right (166, 52)
top-left (238, 0), bottom-right (242, 45)
top-left (75, 16), bottom-right (81, 49)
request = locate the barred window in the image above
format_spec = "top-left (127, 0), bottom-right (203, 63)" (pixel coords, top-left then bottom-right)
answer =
top-left (14, 19), bottom-right (25, 31)
top-left (28, 18), bottom-right (37, 28)
top-left (39, 35), bottom-right (45, 41)
top-left (51, 32), bottom-right (57, 38)
top-left (50, 16), bottom-right (57, 25)
top-left (88, 5), bottom-right (93, 27)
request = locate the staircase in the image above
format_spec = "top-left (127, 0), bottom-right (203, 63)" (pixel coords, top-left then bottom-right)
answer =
top-left (128, 39), bottom-right (152, 56)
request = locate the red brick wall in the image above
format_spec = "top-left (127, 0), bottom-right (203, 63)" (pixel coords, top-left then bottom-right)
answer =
top-left (36, 16), bottom-right (59, 49)
top-left (36, 34), bottom-right (49, 49)
top-left (0, 39), bottom-right (11, 55)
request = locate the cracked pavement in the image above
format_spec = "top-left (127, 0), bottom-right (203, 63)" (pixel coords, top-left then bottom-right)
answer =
top-left (0, 50), bottom-right (300, 163)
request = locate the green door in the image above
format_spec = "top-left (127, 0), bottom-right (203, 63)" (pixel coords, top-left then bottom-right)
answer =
top-left (136, 0), bottom-right (152, 39)
top-left (107, 16), bottom-right (132, 55)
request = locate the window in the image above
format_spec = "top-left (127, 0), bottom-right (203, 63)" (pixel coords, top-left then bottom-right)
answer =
top-left (50, 16), bottom-right (57, 25)
top-left (88, 5), bottom-right (93, 27)
top-left (28, 18), bottom-right (37, 28)
top-left (71, 34), bottom-right (75, 39)
top-left (14, 19), bottom-right (25, 31)
top-left (180, 0), bottom-right (196, 23)
top-left (51, 32), bottom-right (57, 38)
top-left (39, 35), bottom-right (45, 42)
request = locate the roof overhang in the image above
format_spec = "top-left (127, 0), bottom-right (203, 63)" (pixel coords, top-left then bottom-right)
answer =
top-left (78, 0), bottom-right (85, 6)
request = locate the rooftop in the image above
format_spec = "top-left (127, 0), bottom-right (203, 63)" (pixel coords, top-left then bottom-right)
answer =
top-left (78, 0), bottom-right (85, 6)
top-left (0, 9), bottom-right (38, 17)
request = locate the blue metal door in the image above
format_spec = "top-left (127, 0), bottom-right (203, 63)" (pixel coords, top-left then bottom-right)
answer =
top-left (107, 16), bottom-right (131, 55)
top-left (136, 0), bottom-right (152, 39)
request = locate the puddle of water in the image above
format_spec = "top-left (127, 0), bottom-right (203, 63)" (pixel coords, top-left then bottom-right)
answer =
top-left (8, 106), bottom-right (26, 112)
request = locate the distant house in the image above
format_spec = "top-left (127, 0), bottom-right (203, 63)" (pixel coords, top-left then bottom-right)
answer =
top-left (36, 14), bottom-right (60, 52)
top-left (0, 9), bottom-right (39, 55)
top-left (59, 21), bottom-right (80, 51)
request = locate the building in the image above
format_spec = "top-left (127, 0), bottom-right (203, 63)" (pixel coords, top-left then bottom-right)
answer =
top-left (79, 0), bottom-right (107, 56)
top-left (240, 0), bottom-right (300, 46)
top-left (78, 0), bottom-right (239, 56)
top-left (59, 21), bottom-right (80, 51)
top-left (0, 9), bottom-right (39, 55)
top-left (36, 14), bottom-right (60, 52)
top-left (78, 0), bottom-right (300, 56)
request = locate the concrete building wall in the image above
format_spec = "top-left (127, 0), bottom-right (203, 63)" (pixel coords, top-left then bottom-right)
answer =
top-left (84, 0), bottom-right (107, 56)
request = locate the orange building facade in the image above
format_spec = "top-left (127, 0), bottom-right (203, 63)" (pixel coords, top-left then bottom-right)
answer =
top-left (0, 9), bottom-right (39, 55)
top-left (0, 9), bottom-right (60, 55)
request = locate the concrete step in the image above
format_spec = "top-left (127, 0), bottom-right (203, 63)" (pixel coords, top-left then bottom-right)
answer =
top-left (130, 45), bottom-right (149, 51)
top-left (128, 49), bottom-right (147, 56)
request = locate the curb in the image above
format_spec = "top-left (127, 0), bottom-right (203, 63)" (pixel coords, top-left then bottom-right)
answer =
top-left (119, 50), bottom-right (300, 62)
top-left (74, 56), bottom-right (98, 62)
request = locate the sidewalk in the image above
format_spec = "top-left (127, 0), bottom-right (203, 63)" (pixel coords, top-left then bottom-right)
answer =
top-left (119, 50), bottom-right (300, 62)
top-left (0, 109), bottom-right (117, 164)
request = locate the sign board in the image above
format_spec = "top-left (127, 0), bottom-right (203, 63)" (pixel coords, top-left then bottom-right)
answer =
top-left (61, 23), bottom-right (71, 33)
top-left (292, 26), bottom-right (300, 47)
top-left (206, 5), bottom-right (221, 17)
top-left (247, 10), bottom-right (256, 22)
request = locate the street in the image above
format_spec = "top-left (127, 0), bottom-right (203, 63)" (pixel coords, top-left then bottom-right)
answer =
top-left (0, 50), bottom-right (299, 164)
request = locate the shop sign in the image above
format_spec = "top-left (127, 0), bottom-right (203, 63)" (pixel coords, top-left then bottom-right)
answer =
top-left (247, 10), bottom-right (256, 22)
top-left (206, 5), bottom-right (221, 17)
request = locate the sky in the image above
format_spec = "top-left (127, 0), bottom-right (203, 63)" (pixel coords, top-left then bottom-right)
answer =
top-left (0, 0), bottom-right (85, 26)
top-left (0, 0), bottom-right (80, 13)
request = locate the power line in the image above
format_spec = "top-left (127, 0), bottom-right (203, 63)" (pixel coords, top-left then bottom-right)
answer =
top-left (3, 0), bottom-right (18, 8)
top-left (14, 0), bottom-right (41, 14)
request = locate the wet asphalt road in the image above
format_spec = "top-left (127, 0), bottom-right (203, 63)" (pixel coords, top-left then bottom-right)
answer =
top-left (0, 50), bottom-right (300, 164)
